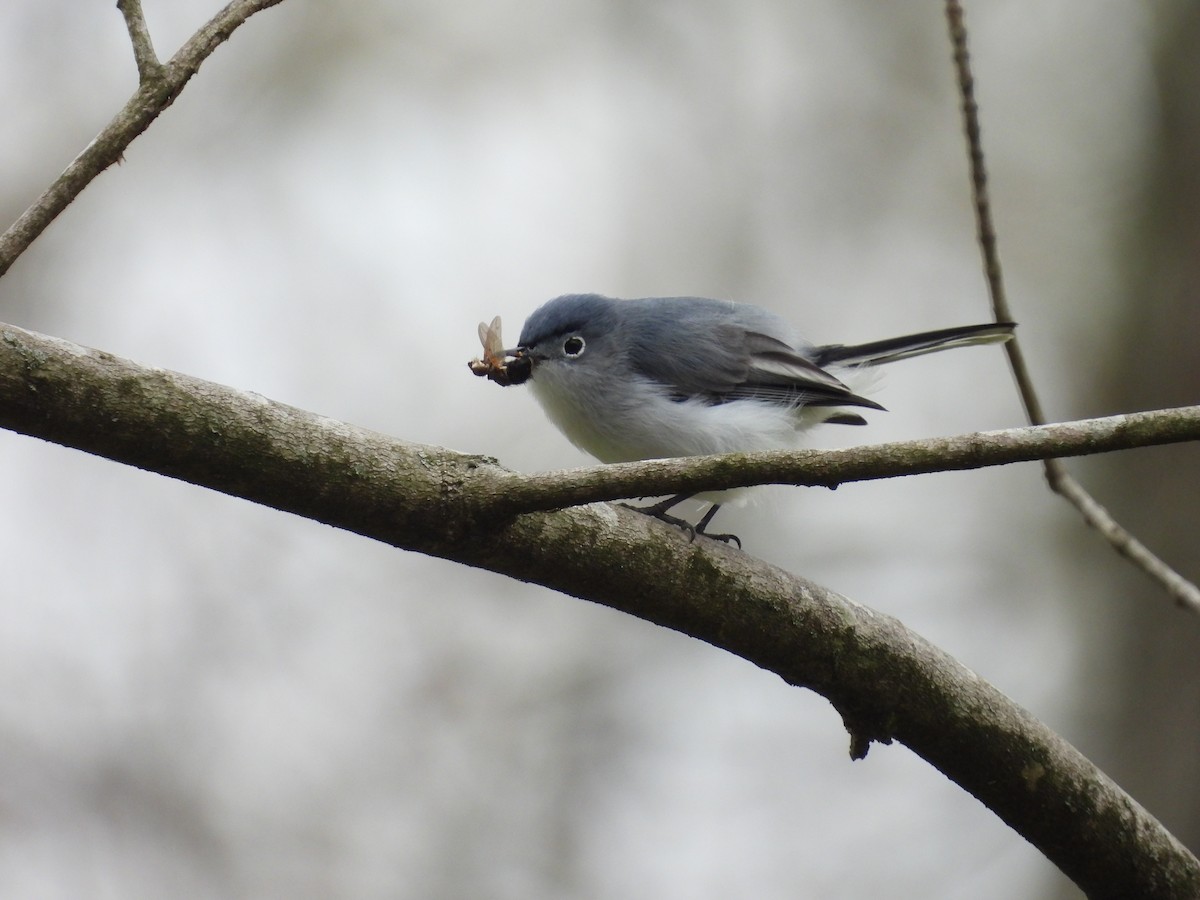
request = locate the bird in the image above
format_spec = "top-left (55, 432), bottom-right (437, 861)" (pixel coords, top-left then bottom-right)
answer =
top-left (498, 293), bottom-right (1014, 545)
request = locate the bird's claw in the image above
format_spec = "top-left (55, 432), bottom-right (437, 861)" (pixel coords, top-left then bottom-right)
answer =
top-left (620, 499), bottom-right (741, 549)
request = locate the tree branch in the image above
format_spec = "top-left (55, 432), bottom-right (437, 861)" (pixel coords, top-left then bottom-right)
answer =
top-left (944, 0), bottom-right (1200, 609)
top-left (0, 320), bottom-right (1195, 897)
top-left (480, 406), bottom-right (1200, 514)
top-left (0, 0), bottom-right (286, 280)
top-left (117, 0), bottom-right (163, 83)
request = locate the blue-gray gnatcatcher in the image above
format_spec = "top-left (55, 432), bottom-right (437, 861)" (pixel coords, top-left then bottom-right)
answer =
top-left (481, 293), bottom-right (1014, 544)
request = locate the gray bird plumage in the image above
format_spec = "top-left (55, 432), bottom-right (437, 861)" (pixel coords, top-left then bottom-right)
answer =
top-left (509, 293), bottom-right (1014, 542)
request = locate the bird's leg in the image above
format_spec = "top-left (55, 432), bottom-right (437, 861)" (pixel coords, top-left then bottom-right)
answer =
top-left (621, 495), bottom-right (741, 548)
top-left (693, 504), bottom-right (741, 549)
top-left (621, 494), bottom-right (697, 539)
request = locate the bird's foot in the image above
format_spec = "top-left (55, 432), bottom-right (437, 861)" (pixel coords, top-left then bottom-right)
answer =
top-left (621, 496), bottom-right (742, 549)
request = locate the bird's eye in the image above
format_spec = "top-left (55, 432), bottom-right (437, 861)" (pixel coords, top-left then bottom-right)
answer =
top-left (563, 336), bottom-right (585, 357)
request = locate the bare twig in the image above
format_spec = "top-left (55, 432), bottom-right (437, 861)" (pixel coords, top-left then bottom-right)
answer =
top-left (480, 406), bottom-right (1200, 517)
top-left (0, 0), bottom-right (287, 280)
top-left (944, 0), bottom-right (1200, 610)
top-left (116, 0), bottom-right (163, 83)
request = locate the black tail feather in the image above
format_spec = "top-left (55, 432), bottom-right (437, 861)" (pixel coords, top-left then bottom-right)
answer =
top-left (813, 322), bottom-right (1015, 367)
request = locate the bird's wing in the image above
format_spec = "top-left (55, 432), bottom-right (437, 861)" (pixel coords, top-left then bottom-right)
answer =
top-left (626, 305), bottom-right (883, 411)
top-left (728, 330), bottom-right (884, 410)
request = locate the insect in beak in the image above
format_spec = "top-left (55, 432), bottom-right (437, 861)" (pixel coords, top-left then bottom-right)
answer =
top-left (468, 317), bottom-right (532, 386)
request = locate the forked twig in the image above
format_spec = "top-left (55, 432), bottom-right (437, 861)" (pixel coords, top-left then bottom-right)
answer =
top-left (116, 0), bottom-right (163, 83)
top-left (945, 0), bottom-right (1200, 611)
top-left (0, 0), bottom-right (286, 280)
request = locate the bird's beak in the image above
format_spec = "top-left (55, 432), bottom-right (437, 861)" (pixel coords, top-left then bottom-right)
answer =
top-left (502, 347), bottom-right (533, 385)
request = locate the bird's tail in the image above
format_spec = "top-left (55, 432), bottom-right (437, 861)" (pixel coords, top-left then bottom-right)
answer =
top-left (811, 322), bottom-right (1015, 368)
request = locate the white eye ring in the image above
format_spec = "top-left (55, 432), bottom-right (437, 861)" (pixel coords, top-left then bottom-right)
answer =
top-left (563, 336), bottom-right (585, 357)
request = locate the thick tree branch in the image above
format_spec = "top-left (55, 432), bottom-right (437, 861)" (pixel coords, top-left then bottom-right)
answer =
top-left (0, 322), bottom-right (1196, 898)
top-left (945, 0), bottom-right (1200, 609)
top-left (0, 0), bottom-right (285, 279)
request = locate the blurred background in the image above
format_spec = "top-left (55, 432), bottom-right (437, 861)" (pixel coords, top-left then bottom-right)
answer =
top-left (0, 2), bottom-right (1196, 897)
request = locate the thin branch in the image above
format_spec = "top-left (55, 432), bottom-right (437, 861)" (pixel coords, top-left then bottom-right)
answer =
top-left (1053, 476), bottom-right (1200, 609)
top-left (944, 0), bottom-right (1200, 609)
top-left (0, 319), bottom-right (1196, 897)
top-left (0, 0), bottom-right (286, 280)
top-left (116, 0), bottom-right (164, 83)
top-left (481, 406), bottom-right (1200, 507)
